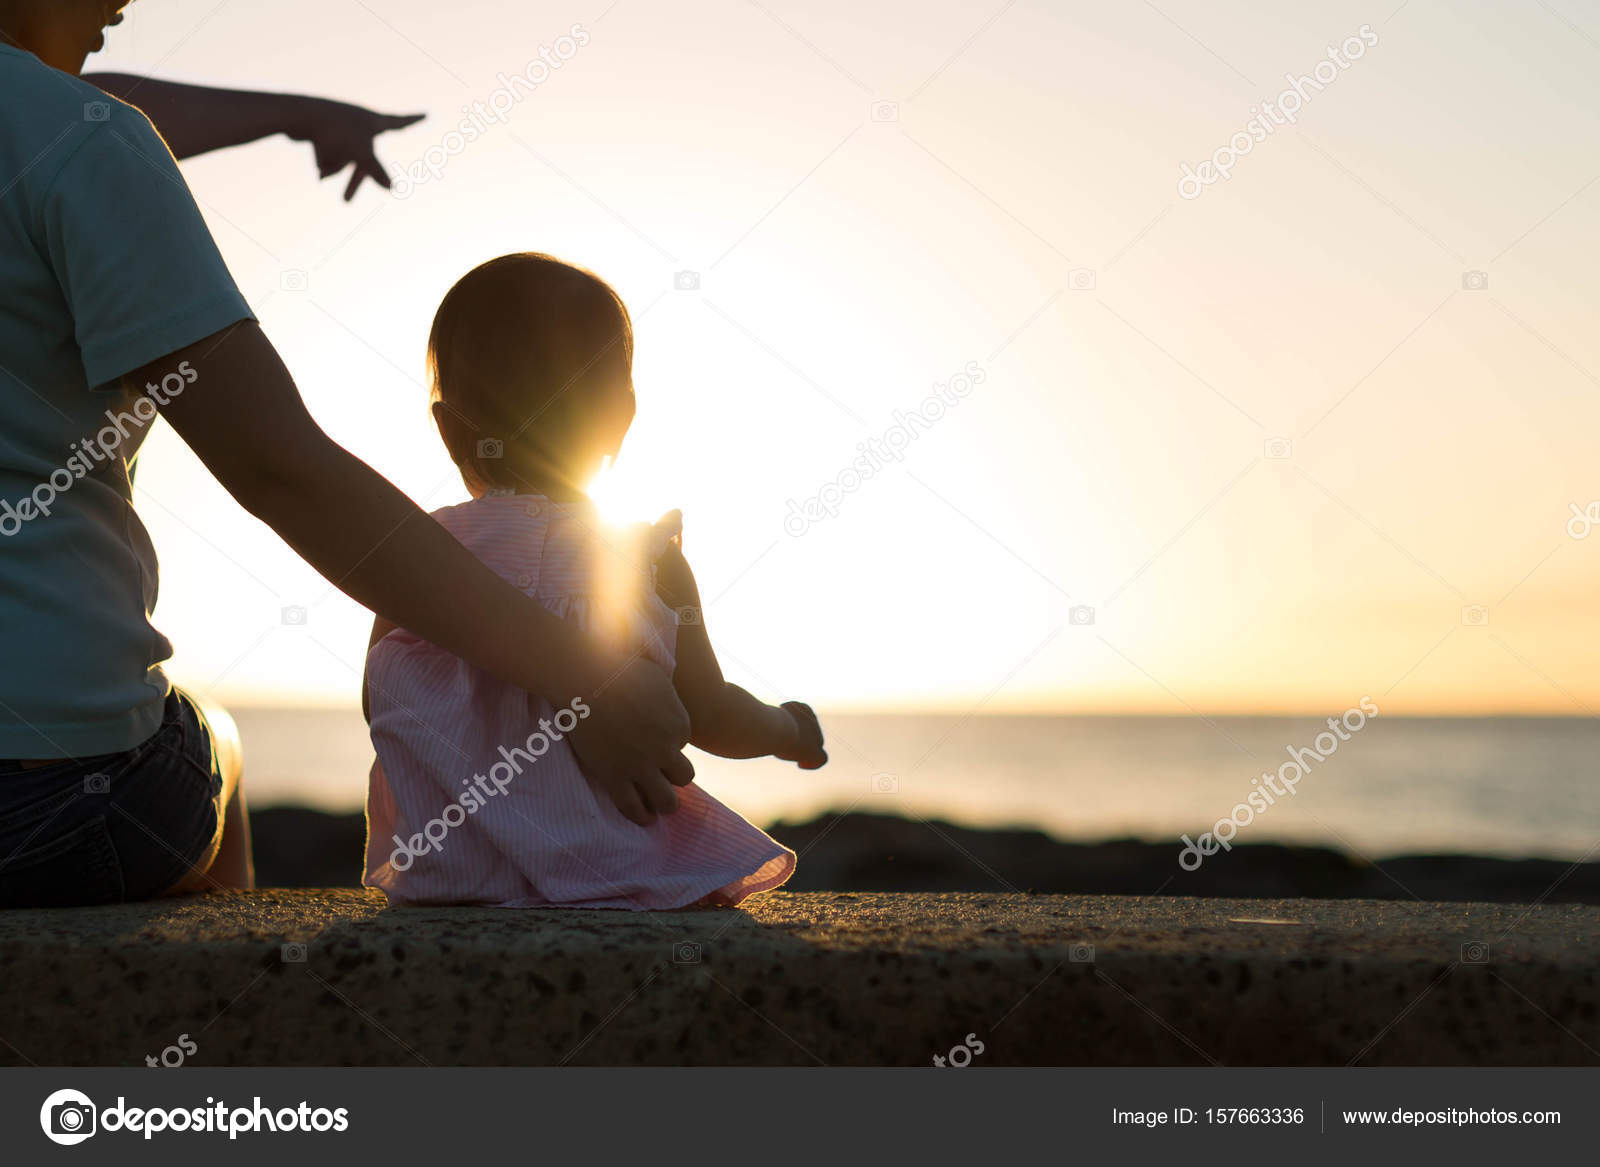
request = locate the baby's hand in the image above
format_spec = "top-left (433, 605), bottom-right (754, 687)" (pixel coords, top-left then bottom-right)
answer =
top-left (777, 701), bottom-right (828, 770)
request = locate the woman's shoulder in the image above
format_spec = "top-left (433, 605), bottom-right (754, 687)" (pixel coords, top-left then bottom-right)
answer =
top-left (0, 57), bottom-right (171, 199)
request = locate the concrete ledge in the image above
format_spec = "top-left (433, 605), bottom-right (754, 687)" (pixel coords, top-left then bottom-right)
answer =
top-left (1, 891), bottom-right (1595, 1066)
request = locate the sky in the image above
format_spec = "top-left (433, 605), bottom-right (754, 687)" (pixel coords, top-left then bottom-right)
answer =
top-left (92, 0), bottom-right (1600, 715)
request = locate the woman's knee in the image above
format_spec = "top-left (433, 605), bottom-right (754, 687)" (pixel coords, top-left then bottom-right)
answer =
top-left (188, 694), bottom-right (244, 797)
top-left (155, 691), bottom-right (249, 896)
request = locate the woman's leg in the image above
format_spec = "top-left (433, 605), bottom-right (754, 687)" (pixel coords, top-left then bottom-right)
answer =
top-left (212, 774), bottom-right (255, 888)
top-left (162, 696), bottom-right (254, 894)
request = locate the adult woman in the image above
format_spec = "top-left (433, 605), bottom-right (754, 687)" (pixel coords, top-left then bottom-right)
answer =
top-left (0, 0), bottom-right (695, 907)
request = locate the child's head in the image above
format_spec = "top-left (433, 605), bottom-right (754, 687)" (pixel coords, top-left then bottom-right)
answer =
top-left (428, 253), bottom-right (635, 497)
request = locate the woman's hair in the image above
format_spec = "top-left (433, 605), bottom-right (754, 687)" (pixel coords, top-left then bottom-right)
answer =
top-left (427, 253), bottom-right (634, 492)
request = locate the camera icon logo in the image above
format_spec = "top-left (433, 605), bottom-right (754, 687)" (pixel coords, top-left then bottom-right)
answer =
top-left (83, 773), bottom-right (110, 796)
top-left (1069, 943), bottom-right (1096, 963)
top-left (870, 772), bottom-right (899, 794)
top-left (1068, 605), bottom-right (1095, 626)
top-left (40, 1089), bottom-right (97, 1145)
top-left (1264, 437), bottom-right (1293, 461)
top-left (673, 941), bottom-right (702, 964)
top-left (1461, 270), bottom-right (1489, 291)
top-left (676, 605), bottom-right (702, 627)
top-left (281, 605), bottom-right (308, 627)
top-left (871, 100), bottom-right (900, 122)
top-left (1460, 941), bottom-right (1489, 963)
top-left (1460, 604), bottom-right (1489, 627)
top-left (83, 102), bottom-right (111, 123)
top-left (281, 942), bottom-right (308, 963)
top-left (280, 269), bottom-right (309, 293)
top-left (674, 270), bottom-right (701, 291)
top-left (477, 438), bottom-right (505, 459)
top-left (1068, 267), bottom-right (1097, 291)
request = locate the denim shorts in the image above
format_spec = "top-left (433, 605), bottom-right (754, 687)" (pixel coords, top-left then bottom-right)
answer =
top-left (0, 689), bottom-right (224, 908)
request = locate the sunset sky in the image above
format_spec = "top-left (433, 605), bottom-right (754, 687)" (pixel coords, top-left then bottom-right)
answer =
top-left (95, 0), bottom-right (1600, 715)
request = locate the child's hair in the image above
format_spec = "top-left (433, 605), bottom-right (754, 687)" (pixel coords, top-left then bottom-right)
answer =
top-left (427, 253), bottom-right (635, 493)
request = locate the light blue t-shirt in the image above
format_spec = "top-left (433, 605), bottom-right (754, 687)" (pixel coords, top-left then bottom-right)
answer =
top-left (0, 45), bottom-right (254, 757)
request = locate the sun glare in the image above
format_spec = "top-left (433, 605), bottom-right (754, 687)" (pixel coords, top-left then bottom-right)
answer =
top-left (585, 456), bottom-right (659, 527)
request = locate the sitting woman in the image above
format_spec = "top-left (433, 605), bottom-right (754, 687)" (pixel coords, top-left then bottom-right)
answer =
top-left (0, 0), bottom-right (692, 908)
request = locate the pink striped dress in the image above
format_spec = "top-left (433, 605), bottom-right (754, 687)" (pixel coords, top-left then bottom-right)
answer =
top-left (362, 492), bottom-right (796, 909)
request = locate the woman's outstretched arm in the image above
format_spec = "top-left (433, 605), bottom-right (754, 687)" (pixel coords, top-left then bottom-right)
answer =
top-left (83, 73), bottom-right (422, 200)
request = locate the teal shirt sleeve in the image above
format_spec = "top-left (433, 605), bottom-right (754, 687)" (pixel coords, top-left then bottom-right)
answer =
top-left (39, 104), bottom-right (255, 391)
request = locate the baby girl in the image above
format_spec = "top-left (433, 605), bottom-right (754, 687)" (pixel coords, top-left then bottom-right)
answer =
top-left (362, 253), bottom-right (825, 908)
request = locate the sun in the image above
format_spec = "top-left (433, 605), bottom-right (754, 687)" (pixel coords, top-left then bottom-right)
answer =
top-left (584, 457), bottom-right (639, 524)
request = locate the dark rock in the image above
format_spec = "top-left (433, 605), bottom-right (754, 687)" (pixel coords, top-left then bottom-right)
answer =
top-left (248, 807), bottom-right (1600, 904)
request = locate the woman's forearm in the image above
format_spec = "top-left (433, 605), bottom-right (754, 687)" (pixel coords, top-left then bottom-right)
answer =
top-left (150, 324), bottom-right (607, 702)
top-left (147, 321), bottom-right (692, 819)
top-left (84, 73), bottom-right (321, 159)
top-left (85, 74), bottom-right (422, 199)
top-left (246, 436), bottom-right (611, 702)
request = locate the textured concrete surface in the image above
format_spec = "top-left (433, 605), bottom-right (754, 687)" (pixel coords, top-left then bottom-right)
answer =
top-left (0, 891), bottom-right (1594, 1066)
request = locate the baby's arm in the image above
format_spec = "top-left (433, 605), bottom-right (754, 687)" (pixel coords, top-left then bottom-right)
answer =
top-left (655, 543), bottom-right (827, 768)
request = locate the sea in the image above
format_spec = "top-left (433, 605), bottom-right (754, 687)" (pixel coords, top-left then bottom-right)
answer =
top-left (230, 710), bottom-right (1600, 863)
